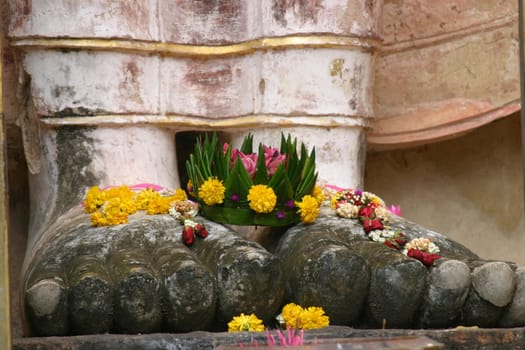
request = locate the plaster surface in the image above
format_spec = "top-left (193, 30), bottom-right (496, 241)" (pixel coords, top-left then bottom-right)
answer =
top-left (366, 112), bottom-right (525, 264)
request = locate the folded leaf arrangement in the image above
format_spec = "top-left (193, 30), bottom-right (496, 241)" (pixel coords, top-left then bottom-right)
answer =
top-left (185, 133), bottom-right (322, 226)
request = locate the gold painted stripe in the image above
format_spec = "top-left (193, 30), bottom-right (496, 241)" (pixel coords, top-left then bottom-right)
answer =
top-left (0, 35), bottom-right (12, 350)
top-left (10, 34), bottom-right (380, 57)
top-left (39, 114), bottom-right (372, 129)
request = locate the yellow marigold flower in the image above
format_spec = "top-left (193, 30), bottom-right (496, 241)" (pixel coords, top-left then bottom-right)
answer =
top-left (91, 197), bottom-right (134, 226)
top-left (105, 197), bottom-right (135, 224)
top-left (281, 303), bottom-right (329, 330)
top-left (227, 313), bottom-right (265, 332)
top-left (281, 303), bottom-right (304, 329)
top-left (199, 177), bottom-right (225, 206)
top-left (247, 184), bottom-right (277, 213)
top-left (134, 188), bottom-right (158, 211)
top-left (84, 186), bottom-right (106, 213)
top-left (145, 194), bottom-right (172, 215)
top-left (171, 188), bottom-right (188, 202)
top-left (300, 306), bottom-right (329, 330)
top-left (106, 186), bottom-right (134, 202)
top-left (330, 195), bottom-right (339, 209)
top-left (312, 185), bottom-right (324, 204)
top-left (295, 195), bottom-right (320, 223)
top-left (364, 191), bottom-right (385, 207)
top-left (90, 211), bottom-right (108, 226)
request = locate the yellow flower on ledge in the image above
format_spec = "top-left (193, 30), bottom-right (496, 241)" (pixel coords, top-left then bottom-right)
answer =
top-left (247, 184), bottom-right (277, 213)
top-left (280, 303), bottom-right (329, 330)
top-left (228, 313), bottom-right (265, 332)
top-left (199, 177), bottom-right (225, 206)
top-left (295, 195), bottom-right (320, 223)
top-left (301, 306), bottom-right (329, 330)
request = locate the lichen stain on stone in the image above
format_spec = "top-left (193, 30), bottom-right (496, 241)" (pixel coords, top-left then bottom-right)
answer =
top-left (330, 58), bottom-right (345, 79)
top-left (259, 78), bottom-right (266, 95)
top-left (182, 0), bottom-right (244, 29)
top-left (320, 141), bottom-right (343, 162)
top-left (9, 0), bottom-right (31, 31)
top-left (114, 2), bottom-right (150, 33)
top-left (184, 62), bottom-right (233, 93)
top-left (55, 127), bottom-right (98, 223)
top-left (119, 60), bottom-right (144, 106)
top-left (52, 86), bottom-right (76, 100)
top-left (272, 0), bottom-right (324, 26)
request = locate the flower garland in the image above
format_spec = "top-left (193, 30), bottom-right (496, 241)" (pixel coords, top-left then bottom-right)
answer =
top-left (330, 188), bottom-right (442, 266)
top-left (83, 183), bottom-right (207, 246)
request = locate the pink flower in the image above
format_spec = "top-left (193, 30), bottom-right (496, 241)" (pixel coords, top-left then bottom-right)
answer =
top-left (388, 204), bottom-right (402, 216)
top-left (129, 183), bottom-right (165, 192)
top-left (224, 143), bottom-right (285, 178)
top-left (263, 146), bottom-right (286, 176)
top-left (225, 143), bottom-right (258, 178)
top-left (240, 153), bottom-right (258, 178)
top-left (324, 184), bottom-right (347, 192)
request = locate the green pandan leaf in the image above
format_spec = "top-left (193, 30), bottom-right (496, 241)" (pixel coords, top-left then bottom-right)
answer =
top-left (224, 158), bottom-right (252, 205)
top-left (253, 144), bottom-right (269, 185)
top-left (214, 142), bottom-right (231, 181)
top-left (270, 166), bottom-right (294, 203)
top-left (296, 155), bottom-right (317, 197)
top-left (267, 163), bottom-right (285, 188)
top-left (240, 133), bottom-right (253, 154)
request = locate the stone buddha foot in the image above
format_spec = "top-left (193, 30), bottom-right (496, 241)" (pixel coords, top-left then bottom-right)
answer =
top-left (24, 208), bottom-right (285, 335)
top-left (23, 203), bottom-right (525, 336)
top-left (277, 210), bottom-right (525, 329)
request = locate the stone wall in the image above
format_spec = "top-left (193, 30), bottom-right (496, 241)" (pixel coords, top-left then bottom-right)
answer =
top-left (366, 112), bottom-right (525, 265)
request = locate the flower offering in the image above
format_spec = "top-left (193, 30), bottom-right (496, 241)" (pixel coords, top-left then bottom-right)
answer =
top-left (186, 133), bottom-right (321, 226)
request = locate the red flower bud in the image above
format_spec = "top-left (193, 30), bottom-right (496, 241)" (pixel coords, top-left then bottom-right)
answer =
top-left (407, 249), bottom-right (441, 266)
top-left (358, 205), bottom-right (375, 219)
top-left (384, 241), bottom-right (398, 250)
top-left (182, 226), bottom-right (195, 245)
top-left (361, 218), bottom-right (383, 233)
top-left (195, 224), bottom-right (208, 238)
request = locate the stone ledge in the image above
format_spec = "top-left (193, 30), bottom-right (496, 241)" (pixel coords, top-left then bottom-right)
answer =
top-left (12, 326), bottom-right (525, 350)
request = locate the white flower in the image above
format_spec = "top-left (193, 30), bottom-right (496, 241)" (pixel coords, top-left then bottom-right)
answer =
top-left (335, 203), bottom-right (360, 218)
top-left (428, 242), bottom-right (440, 254)
top-left (369, 231), bottom-right (385, 243)
top-left (404, 237), bottom-right (440, 253)
top-left (374, 206), bottom-right (390, 222)
top-left (169, 200), bottom-right (199, 219)
top-left (169, 206), bottom-right (182, 219)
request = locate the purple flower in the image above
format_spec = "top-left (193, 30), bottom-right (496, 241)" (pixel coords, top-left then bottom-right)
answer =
top-left (276, 211), bottom-right (286, 219)
top-left (231, 194), bottom-right (240, 202)
top-left (285, 200), bottom-right (295, 209)
top-left (355, 189), bottom-right (363, 196)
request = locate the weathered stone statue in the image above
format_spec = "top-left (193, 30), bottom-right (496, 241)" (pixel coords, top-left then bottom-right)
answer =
top-left (8, 0), bottom-right (525, 336)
